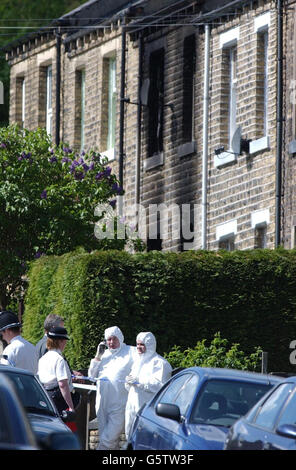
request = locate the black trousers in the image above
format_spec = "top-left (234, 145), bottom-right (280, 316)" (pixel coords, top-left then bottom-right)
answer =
top-left (47, 387), bottom-right (81, 414)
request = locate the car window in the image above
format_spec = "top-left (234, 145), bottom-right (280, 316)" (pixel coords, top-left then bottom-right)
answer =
top-left (254, 383), bottom-right (293, 430)
top-left (190, 378), bottom-right (272, 428)
top-left (158, 373), bottom-right (199, 416)
top-left (3, 372), bottom-right (55, 415)
top-left (275, 385), bottom-right (296, 428)
top-left (174, 374), bottom-right (199, 416)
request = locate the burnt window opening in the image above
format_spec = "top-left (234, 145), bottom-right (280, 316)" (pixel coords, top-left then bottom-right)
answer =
top-left (15, 76), bottom-right (25, 128)
top-left (74, 69), bottom-right (85, 152)
top-left (148, 48), bottom-right (165, 157)
top-left (182, 34), bottom-right (196, 143)
top-left (180, 205), bottom-right (195, 251)
top-left (147, 236), bottom-right (162, 252)
top-left (146, 212), bottom-right (162, 251)
top-left (255, 225), bottom-right (267, 248)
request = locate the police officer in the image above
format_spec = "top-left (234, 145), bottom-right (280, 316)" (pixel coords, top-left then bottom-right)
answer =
top-left (35, 313), bottom-right (64, 359)
top-left (0, 310), bottom-right (38, 373)
top-left (38, 326), bottom-right (80, 414)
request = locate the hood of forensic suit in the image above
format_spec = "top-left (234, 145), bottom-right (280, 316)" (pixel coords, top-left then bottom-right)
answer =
top-left (104, 326), bottom-right (124, 354)
top-left (137, 332), bottom-right (156, 360)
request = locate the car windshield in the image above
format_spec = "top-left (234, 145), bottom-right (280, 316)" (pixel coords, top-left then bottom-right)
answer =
top-left (2, 371), bottom-right (56, 416)
top-left (190, 378), bottom-right (272, 428)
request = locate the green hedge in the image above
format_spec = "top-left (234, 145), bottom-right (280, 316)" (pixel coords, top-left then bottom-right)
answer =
top-left (23, 248), bottom-right (296, 372)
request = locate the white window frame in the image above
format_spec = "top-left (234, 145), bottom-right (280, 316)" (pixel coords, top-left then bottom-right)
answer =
top-left (80, 69), bottom-right (85, 151)
top-left (249, 13), bottom-right (270, 154)
top-left (215, 27), bottom-right (239, 168)
top-left (218, 237), bottom-right (235, 251)
top-left (21, 78), bottom-right (26, 128)
top-left (263, 31), bottom-right (268, 136)
top-left (46, 65), bottom-right (52, 136)
top-left (228, 47), bottom-right (237, 149)
top-left (102, 56), bottom-right (116, 161)
top-left (107, 57), bottom-right (116, 151)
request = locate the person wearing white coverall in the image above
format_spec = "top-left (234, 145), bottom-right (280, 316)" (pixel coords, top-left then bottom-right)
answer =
top-left (88, 326), bottom-right (135, 450)
top-left (124, 331), bottom-right (172, 439)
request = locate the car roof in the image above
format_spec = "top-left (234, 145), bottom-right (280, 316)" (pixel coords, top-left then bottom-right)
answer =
top-left (176, 367), bottom-right (283, 385)
top-left (0, 364), bottom-right (35, 376)
top-left (277, 375), bottom-right (296, 384)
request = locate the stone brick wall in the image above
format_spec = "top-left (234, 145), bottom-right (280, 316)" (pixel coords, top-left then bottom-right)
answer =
top-left (282, 0), bottom-right (296, 249)
top-left (9, 38), bottom-right (57, 138)
top-left (88, 418), bottom-right (126, 450)
top-left (7, 0), bottom-right (280, 253)
top-left (206, 1), bottom-right (277, 250)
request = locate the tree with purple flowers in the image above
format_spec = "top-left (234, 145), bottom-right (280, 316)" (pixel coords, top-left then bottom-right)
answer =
top-left (0, 125), bottom-right (126, 309)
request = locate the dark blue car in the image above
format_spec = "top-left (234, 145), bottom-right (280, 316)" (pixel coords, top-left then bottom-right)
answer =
top-left (127, 367), bottom-right (281, 450)
top-left (0, 365), bottom-right (81, 450)
top-left (0, 374), bottom-right (37, 449)
top-left (224, 375), bottom-right (296, 450)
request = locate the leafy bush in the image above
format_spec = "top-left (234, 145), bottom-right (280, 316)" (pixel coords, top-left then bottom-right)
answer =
top-left (0, 125), bottom-right (137, 308)
top-left (164, 332), bottom-right (263, 371)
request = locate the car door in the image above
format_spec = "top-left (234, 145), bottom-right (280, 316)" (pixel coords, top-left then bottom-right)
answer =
top-left (264, 384), bottom-right (296, 450)
top-left (241, 383), bottom-right (294, 450)
top-left (147, 372), bottom-right (199, 450)
top-left (133, 374), bottom-right (193, 450)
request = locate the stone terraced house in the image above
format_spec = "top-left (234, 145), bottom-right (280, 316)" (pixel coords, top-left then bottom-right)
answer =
top-left (3, 0), bottom-right (294, 252)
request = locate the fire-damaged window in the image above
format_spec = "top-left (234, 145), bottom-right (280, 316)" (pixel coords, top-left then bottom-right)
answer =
top-left (182, 34), bottom-right (196, 144)
top-left (74, 68), bottom-right (85, 152)
top-left (15, 76), bottom-right (25, 128)
top-left (148, 48), bottom-right (165, 157)
top-left (146, 211), bottom-right (162, 252)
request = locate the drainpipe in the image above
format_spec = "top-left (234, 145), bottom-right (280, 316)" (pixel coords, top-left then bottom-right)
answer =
top-left (201, 24), bottom-right (210, 250)
top-left (275, 0), bottom-right (283, 247)
top-left (55, 28), bottom-right (61, 147)
top-left (135, 33), bottom-right (143, 216)
top-left (119, 18), bottom-right (126, 217)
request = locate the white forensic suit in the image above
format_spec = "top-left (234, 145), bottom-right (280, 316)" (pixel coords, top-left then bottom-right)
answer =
top-left (88, 326), bottom-right (135, 450)
top-left (125, 332), bottom-right (172, 439)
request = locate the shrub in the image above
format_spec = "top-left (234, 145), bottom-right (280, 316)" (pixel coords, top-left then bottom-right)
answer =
top-left (164, 332), bottom-right (263, 371)
top-left (0, 125), bottom-right (129, 309)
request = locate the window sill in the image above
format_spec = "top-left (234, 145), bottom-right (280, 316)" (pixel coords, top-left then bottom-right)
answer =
top-left (144, 152), bottom-right (164, 171)
top-left (249, 136), bottom-right (269, 155)
top-left (101, 148), bottom-right (115, 162)
top-left (214, 151), bottom-right (237, 169)
top-left (216, 219), bottom-right (237, 241)
top-left (177, 141), bottom-right (196, 158)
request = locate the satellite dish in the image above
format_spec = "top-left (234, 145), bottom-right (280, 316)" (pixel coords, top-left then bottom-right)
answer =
top-left (231, 126), bottom-right (242, 155)
top-left (140, 78), bottom-right (150, 106)
top-left (231, 126), bottom-right (250, 155)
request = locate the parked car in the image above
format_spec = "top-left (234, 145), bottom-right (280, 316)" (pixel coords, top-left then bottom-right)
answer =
top-left (0, 365), bottom-right (81, 450)
top-left (0, 373), bottom-right (38, 449)
top-left (127, 367), bottom-right (281, 450)
top-left (224, 375), bottom-right (296, 450)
